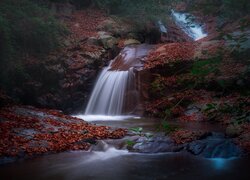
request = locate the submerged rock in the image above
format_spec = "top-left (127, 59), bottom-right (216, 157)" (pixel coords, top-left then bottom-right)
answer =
top-left (132, 135), bottom-right (184, 153)
top-left (187, 133), bottom-right (242, 158)
top-left (125, 132), bottom-right (242, 158)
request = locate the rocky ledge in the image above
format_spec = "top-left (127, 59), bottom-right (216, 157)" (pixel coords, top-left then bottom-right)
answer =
top-left (0, 106), bottom-right (126, 164)
top-left (95, 130), bottom-right (243, 159)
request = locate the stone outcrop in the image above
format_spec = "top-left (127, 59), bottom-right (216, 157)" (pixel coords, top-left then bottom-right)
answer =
top-left (0, 105), bottom-right (126, 164)
top-left (21, 40), bottom-right (108, 113)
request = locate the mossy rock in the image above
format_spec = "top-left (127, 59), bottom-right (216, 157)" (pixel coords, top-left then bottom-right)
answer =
top-left (124, 39), bottom-right (141, 46)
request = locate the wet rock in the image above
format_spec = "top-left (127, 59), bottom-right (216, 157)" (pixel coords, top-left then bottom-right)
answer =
top-left (12, 129), bottom-right (38, 139)
top-left (184, 104), bottom-right (204, 121)
top-left (28, 140), bottom-right (49, 149)
top-left (131, 135), bottom-right (184, 153)
top-left (185, 105), bottom-right (201, 115)
top-left (187, 141), bottom-right (206, 155)
top-left (187, 133), bottom-right (242, 158)
top-left (91, 140), bottom-right (109, 151)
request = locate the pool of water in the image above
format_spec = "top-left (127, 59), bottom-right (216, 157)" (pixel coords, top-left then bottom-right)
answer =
top-left (0, 150), bottom-right (249, 180)
top-left (87, 117), bottom-right (225, 133)
top-left (0, 118), bottom-right (249, 180)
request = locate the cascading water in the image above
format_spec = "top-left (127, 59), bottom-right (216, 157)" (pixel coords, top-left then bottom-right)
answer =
top-left (171, 10), bottom-right (207, 41)
top-left (84, 67), bottom-right (132, 115)
top-left (77, 44), bottom-right (153, 121)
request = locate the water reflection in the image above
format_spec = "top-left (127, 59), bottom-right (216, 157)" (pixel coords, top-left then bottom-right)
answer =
top-left (209, 157), bottom-right (236, 170)
top-left (0, 151), bottom-right (250, 180)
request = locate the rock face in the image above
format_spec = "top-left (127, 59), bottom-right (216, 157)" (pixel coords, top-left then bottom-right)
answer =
top-left (21, 41), bottom-right (108, 113)
top-left (12, 10), bottom-right (157, 113)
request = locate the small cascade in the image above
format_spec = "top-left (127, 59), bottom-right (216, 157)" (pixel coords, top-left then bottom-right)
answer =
top-left (85, 67), bottom-right (132, 115)
top-left (171, 10), bottom-right (207, 41)
top-left (157, 20), bottom-right (167, 34)
top-left (83, 44), bottom-right (153, 119)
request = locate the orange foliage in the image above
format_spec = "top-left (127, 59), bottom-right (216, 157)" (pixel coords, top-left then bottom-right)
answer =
top-left (144, 42), bottom-right (196, 69)
top-left (0, 106), bottom-right (127, 158)
top-left (65, 10), bottom-right (107, 40)
top-left (170, 130), bottom-right (207, 144)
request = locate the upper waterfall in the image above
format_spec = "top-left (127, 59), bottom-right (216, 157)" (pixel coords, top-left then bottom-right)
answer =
top-left (171, 10), bottom-right (207, 41)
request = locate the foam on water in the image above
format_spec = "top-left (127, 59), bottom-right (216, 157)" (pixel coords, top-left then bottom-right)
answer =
top-left (74, 115), bottom-right (140, 121)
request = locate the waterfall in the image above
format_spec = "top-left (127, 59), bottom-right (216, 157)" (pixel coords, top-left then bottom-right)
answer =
top-left (84, 67), bottom-right (133, 115)
top-left (171, 10), bottom-right (207, 41)
top-left (78, 44), bottom-right (153, 121)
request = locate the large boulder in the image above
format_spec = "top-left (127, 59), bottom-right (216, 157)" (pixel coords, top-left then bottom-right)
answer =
top-left (187, 133), bottom-right (242, 158)
top-left (131, 135), bottom-right (184, 153)
top-left (89, 31), bottom-right (118, 49)
top-left (124, 39), bottom-right (141, 46)
top-left (97, 18), bottom-right (137, 37)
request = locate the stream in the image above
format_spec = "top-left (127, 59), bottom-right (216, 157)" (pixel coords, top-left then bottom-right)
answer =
top-left (0, 118), bottom-right (250, 180)
top-left (0, 10), bottom-right (249, 180)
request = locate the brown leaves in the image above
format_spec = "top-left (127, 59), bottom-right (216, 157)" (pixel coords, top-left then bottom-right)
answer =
top-left (144, 42), bottom-right (196, 69)
top-left (170, 130), bottom-right (208, 144)
top-left (109, 128), bottom-right (127, 139)
top-left (145, 89), bottom-right (211, 117)
top-left (65, 10), bottom-right (107, 40)
top-left (0, 106), bottom-right (127, 158)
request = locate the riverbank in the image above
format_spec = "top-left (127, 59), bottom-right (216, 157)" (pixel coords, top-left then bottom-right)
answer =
top-left (0, 106), bottom-right (126, 164)
top-left (0, 0), bottom-right (249, 167)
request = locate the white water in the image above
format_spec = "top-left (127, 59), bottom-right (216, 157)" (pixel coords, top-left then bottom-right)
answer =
top-left (158, 20), bottom-right (167, 33)
top-left (75, 115), bottom-right (140, 121)
top-left (77, 45), bottom-right (153, 121)
top-left (85, 141), bottom-right (129, 162)
top-left (85, 67), bottom-right (131, 116)
top-left (171, 10), bottom-right (207, 41)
